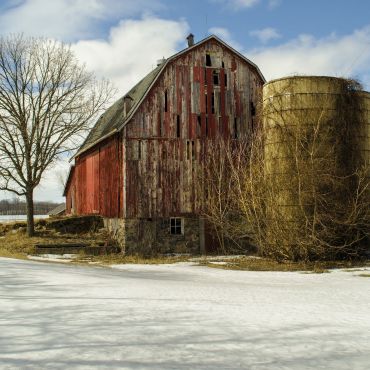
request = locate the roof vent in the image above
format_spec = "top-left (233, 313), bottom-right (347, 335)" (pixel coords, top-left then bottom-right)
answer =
top-left (187, 33), bottom-right (194, 47)
top-left (156, 57), bottom-right (166, 66)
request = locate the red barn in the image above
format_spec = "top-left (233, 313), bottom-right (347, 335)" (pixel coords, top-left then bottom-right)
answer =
top-left (64, 35), bottom-right (265, 254)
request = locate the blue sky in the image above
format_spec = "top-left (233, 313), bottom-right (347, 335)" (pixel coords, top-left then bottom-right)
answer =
top-left (0, 0), bottom-right (369, 202)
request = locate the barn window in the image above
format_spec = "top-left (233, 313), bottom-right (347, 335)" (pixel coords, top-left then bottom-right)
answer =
top-left (250, 101), bottom-right (256, 116)
top-left (158, 117), bottom-right (162, 137)
top-left (197, 115), bottom-right (202, 137)
top-left (170, 217), bottom-right (183, 235)
top-left (224, 73), bottom-right (228, 87)
top-left (213, 71), bottom-right (219, 85)
top-left (164, 90), bottom-right (168, 112)
top-left (176, 115), bottom-right (180, 138)
top-left (221, 61), bottom-right (225, 68)
top-left (138, 140), bottom-right (142, 159)
top-left (211, 93), bottom-right (215, 114)
top-left (234, 118), bottom-right (238, 139)
top-left (205, 117), bottom-right (209, 137)
top-left (206, 54), bottom-right (212, 67)
top-left (186, 141), bottom-right (190, 160)
top-left (191, 140), bottom-right (195, 160)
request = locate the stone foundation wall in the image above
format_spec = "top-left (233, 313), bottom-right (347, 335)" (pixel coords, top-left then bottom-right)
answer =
top-left (104, 217), bottom-right (201, 255)
top-left (104, 218), bottom-right (126, 247)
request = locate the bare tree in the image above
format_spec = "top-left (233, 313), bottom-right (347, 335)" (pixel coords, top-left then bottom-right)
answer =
top-left (0, 34), bottom-right (115, 236)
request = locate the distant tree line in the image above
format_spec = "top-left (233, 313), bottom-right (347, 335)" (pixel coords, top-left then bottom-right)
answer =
top-left (0, 198), bottom-right (61, 215)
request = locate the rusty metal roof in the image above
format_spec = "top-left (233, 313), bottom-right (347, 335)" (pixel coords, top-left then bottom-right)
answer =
top-left (73, 35), bottom-right (265, 158)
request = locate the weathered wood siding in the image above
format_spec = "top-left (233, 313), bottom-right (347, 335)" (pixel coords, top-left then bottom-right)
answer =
top-left (123, 39), bottom-right (263, 218)
top-left (65, 39), bottom-right (263, 221)
top-left (66, 135), bottom-right (122, 218)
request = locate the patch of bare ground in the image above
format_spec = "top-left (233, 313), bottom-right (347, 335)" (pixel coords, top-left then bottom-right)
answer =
top-left (198, 255), bottom-right (370, 273)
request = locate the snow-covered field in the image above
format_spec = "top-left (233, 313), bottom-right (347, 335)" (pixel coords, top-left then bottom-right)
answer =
top-left (0, 258), bottom-right (369, 370)
top-left (0, 215), bottom-right (48, 223)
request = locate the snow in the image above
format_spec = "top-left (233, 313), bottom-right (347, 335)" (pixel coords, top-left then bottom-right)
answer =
top-left (28, 254), bottom-right (77, 263)
top-left (0, 215), bottom-right (48, 223)
top-left (0, 257), bottom-right (369, 369)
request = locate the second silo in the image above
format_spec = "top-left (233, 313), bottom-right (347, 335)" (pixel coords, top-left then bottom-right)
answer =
top-left (262, 76), bottom-right (369, 260)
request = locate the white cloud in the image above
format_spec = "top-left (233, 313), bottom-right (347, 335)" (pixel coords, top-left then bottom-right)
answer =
top-left (0, 0), bottom-right (163, 41)
top-left (250, 27), bottom-right (281, 43)
top-left (208, 27), bottom-right (242, 50)
top-left (212, 0), bottom-right (260, 10)
top-left (231, 0), bottom-right (260, 7)
top-left (214, 0), bottom-right (280, 10)
top-left (247, 26), bottom-right (370, 88)
top-left (268, 0), bottom-right (281, 9)
top-left (73, 16), bottom-right (189, 97)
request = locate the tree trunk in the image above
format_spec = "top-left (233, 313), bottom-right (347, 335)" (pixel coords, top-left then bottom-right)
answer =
top-left (26, 189), bottom-right (35, 237)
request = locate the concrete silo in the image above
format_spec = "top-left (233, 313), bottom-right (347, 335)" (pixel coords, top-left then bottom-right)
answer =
top-left (262, 76), bottom-right (369, 260)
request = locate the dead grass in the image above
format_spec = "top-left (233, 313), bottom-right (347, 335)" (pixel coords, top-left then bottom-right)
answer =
top-left (0, 220), bottom-right (189, 265)
top-left (76, 253), bottom-right (190, 265)
top-left (0, 226), bottom-right (109, 259)
top-left (199, 256), bottom-right (370, 273)
top-left (1, 220), bottom-right (368, 272)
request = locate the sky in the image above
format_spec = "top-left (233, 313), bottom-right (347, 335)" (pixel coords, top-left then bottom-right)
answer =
top-left (0, 0), bottom-right (369, 202)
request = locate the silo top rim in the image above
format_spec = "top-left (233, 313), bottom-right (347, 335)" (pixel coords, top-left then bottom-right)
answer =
top-left (264, 75), bottom-right (369, 94)
top-left (265, 75), bottom-right (351, 86)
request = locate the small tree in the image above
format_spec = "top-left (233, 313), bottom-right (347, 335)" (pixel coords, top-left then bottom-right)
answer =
top-left (199, 136), bottom-right (255, 253)
top-left (0, 34), bottom-right (115, 236)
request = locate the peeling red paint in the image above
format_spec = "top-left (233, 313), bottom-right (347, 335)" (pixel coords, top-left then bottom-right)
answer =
top-left (65, 39), bottom-right (264, 229)
top-left (65, 136), bottom-right (121, 218)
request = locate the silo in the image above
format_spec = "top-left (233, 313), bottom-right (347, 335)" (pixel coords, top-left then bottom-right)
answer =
top-left (262, 76), bottom-right (369, 260)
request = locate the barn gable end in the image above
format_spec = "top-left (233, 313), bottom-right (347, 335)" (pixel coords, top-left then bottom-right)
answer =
top-left (64, 35), bottom-right (264, 254)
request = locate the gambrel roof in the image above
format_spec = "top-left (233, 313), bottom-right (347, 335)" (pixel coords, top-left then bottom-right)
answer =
top-left (74, 35), bottom-right (265, 158)
top-left (76, 65), bottom-right (162, 157)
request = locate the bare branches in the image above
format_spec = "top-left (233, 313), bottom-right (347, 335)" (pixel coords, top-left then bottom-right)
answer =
top-left (200, 77), bottom-right (369, 261)
top-left (0, 34), bottom-right (116, 235)
top-left (259, 77), bottom-right (369, 261)
top-left (199, 136), bottom-right (254, 253)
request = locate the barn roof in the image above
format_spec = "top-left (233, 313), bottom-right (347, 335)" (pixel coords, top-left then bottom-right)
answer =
top-left (48, 203), bottom-right (66, 216)
top-left (74, 35), bottom-right (265, 158)
top-left (75, 65), bottom-right (163, 156)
